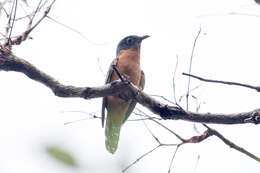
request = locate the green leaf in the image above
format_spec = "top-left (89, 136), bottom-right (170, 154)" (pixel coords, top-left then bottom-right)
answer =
top-left (46, 145), bottom-right (78, 167)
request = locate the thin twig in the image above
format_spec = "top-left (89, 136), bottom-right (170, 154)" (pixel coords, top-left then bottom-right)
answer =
top-left (135, 108), bottom-right (185, 143)
top-left (173, 55), bottom-right (179, 104)
top-left (193, 155), bottom-right (200, 173)
top-left (39, 0), bottom-right (49, 10)
top-left (5, 0), bottom-right (17, 45)
top-left (168, 145), bottom-right (180, 173)
top-left (135, 108), bottom-right (163, 120)
top-left (14, 14), bottom-right (32, 21)
top-left (133, 111), bottom-right (162, 121)
top-left (4, 0), bottom-right (57, 46)
top-left (61, 110), bottom-right (99, 125)
top-left (46, 16), bottom-right (107, 45)
top-left (46, 16), bottom-right (87, 37)
top-left (150, 119), bottom-right (186, 142)
top-left (30, 0), bottom-right (43, 25)
top-left (122, 145), bottom-right (160, 173)
top-left (1, 3), bottom-right (9, 18)
top-left (203, 124), bottom-right (260, 163)
top-left (142, 120), bottom-right (161, 144)
top-left (128, 118), bottom-right (158, 121)
top-left (5, 1), bottom-right (14, 37)
top-left (150, 94), bottom-right (176, 105)
top-left (97, 57), bottom-right (105, 76)
top-left (186, 27), bottom-right (202, 111)
top-left (64, 117), bottom-right (98, 125)
top-left (183, 73), bottom-right (260, 92)
top-left (24, 0), bottom-right (55, 35)
top-left (17, 1), bottom-right (32, 21)
top-left (8, 0), bottom-right (18, 40)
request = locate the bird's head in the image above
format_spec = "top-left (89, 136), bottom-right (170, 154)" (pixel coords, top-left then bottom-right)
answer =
top-left (116, 35), bottom-right (149, 56)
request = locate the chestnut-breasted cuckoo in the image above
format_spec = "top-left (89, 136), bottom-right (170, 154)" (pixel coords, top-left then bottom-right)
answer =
top-left (101, 35), bottom-right (149, 154)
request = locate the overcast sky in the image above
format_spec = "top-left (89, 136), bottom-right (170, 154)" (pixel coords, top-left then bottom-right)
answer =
top-left (1, 0), bottom-right (260, 173)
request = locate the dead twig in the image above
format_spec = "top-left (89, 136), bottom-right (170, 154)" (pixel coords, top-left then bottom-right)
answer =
top-left (183, 73), bottom-right (260, 92)
top-left (150, 119), bottom-right (186, 142)
top-left (182, 128), bottom-right (212, 144)
top-left (168, 145), bottom-right (180, 173)
top-left (3, 0), bottom-right (56, 47)
top-left (142, 120), bottom-right (161, 144)
top-left (122, 145), bottom-right (161, 173)
top-left (172, 55), bottom-right (179, 105)
top-left (186, 27), bottom-right (202, 111)
top-left (203, 124), bottom-right (260, 163)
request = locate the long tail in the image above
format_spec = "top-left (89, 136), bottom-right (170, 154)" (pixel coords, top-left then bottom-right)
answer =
top-left (105, 117), bottom-right (121, 154)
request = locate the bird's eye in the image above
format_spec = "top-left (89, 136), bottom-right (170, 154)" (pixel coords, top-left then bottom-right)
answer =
top-left (126, 37), bottom-right (134, 45)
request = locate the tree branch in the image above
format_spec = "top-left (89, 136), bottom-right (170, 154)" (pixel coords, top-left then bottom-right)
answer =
top-left (182, 72), bottom-right (260, 92)
top-left (0, 48), bottom-right (260, 125)
top-left (3, 0), bottom-right (56, 47)
top-left (203, 124), bottom-right (260, 162)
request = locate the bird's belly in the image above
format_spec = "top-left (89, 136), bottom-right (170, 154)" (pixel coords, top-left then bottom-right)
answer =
top-left (106, 96), bottom-right (131, 124)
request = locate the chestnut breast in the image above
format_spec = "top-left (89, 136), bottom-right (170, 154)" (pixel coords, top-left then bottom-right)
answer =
top-left (111, 47), bottom-right (141, 85)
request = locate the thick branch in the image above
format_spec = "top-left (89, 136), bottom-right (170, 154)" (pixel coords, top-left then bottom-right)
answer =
top-left (0, 48), bottom-right (128, 98)
top-left (0, 48), bottom-right (260, 125)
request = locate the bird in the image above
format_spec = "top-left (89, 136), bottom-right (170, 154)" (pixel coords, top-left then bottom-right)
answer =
top-left (101, 35), bottom-right (149, 154)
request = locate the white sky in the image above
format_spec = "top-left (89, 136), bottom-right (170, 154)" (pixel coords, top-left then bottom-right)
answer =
top-left (0, 0), bottom-right (260, 172)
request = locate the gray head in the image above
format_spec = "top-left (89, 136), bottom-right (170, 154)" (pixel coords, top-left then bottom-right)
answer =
top-left (116, 35), bottom-right (149, 56)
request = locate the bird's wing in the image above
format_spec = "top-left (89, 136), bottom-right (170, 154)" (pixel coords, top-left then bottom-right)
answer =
top-left (101, 58), bottom-right (118, 127)
top-left (122, 70), bottom-right (145, 124)
top-left (139, 70), bottom-right (145, 90)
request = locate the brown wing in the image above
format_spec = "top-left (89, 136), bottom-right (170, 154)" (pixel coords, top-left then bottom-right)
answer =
top-left (139, 70), bottom-right (145, 90)
top-left (101, 58), bottom-right (118, 127)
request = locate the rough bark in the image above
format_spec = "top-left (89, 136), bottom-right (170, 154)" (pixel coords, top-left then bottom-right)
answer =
top-left (1, 47), bottom-right (260, 125)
